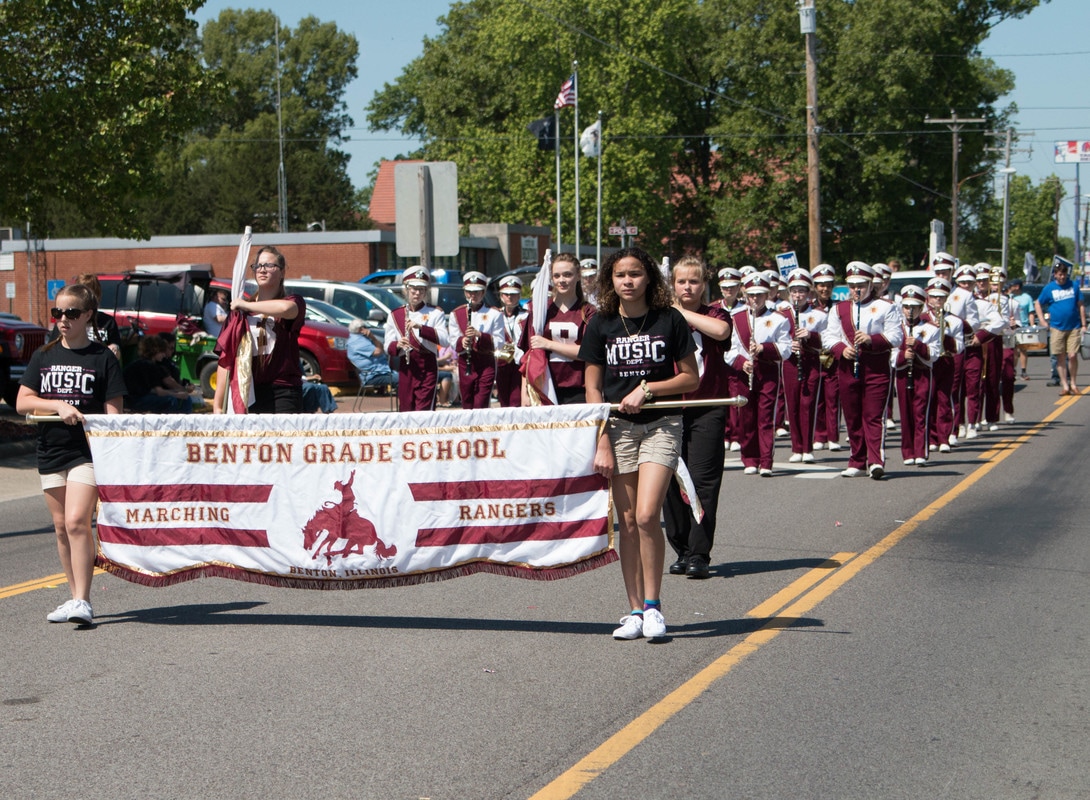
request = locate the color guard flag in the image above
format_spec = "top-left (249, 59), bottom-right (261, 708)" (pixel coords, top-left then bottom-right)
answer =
top-left (528, 115), bottom-right (557, 151)
top-left (522, 250), bottom-right (558, 405)
top-left (83, 406), bottom-right (614, 589)
top-left (554, 75), bottom-right (575, 109)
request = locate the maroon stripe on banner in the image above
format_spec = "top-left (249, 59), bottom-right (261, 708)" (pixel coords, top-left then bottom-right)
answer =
top-left (415, 517), bottom-right (608, 547)
top-left (97, 524), bottom-right (269, 548)
top-left (97, 484), bottom-right (273, 504)
top-left (408, 474), bottom-right (606, 502)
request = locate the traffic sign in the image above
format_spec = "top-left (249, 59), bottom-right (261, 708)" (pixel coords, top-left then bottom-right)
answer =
top-left (608, 225), bottom-right (638, 236)
top-left (47, 280), bottom-right (65, 300)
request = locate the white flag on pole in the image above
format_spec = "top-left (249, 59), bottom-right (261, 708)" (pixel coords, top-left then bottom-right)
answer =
top-left (580, 119), bottom-right (601, 158)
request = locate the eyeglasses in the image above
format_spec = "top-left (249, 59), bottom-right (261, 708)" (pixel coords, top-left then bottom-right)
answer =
top-left (51, 308), bottom-right (87, 320)
top-left (251, 262), bottom-right (281, 272)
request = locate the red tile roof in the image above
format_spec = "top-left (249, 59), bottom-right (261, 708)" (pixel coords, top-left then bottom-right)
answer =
top-left (369, 159), bottom-right (425, 229)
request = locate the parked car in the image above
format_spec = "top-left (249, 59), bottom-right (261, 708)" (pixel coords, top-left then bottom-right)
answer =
top-left (359, 271), bottom-right (464, 313)
top-left (485, 265), bottom-right (540, 309)
top-left (361, 268), bottom-right (465, 287)
top-left (97, 269), bottom-right (356, 398)
top-left (1, 314), bottom-right (48, 407)
top-left (284, 278), bottom-right (403, 324)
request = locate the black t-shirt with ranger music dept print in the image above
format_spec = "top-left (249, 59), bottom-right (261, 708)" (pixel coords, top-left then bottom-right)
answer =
top-left (20, 341), bottom-right (126, 474)
top-left (579, 307), bottom-right (695, 423)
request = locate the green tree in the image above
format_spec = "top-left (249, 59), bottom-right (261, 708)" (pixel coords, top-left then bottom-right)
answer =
top-left (368, 0), bottom-right (1042, 268)
top-left (0, 0), bottom-right (216, 238)
top-left (141, 9), bottom-right (367, 234)
top-left (968, 174), bottom-right (1074, 275)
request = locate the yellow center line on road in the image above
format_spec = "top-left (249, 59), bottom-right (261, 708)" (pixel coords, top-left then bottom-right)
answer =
top-left (0, 568), bottom-right (106, 600)
top-left (529, 400), bottom-right (1077, 800)
top-left (746, 552), bottom-right (857, 620)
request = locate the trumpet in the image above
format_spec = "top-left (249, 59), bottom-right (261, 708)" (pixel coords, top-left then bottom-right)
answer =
top-left (496, 341), bottom-right (517, 363)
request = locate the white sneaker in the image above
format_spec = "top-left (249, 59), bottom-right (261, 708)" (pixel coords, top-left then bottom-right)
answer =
top-left (642, 608), bottom-right (667, 640)
top-left (813, 441), bottom-right (825, 451)
top-left (930, 443), bottom-right (938, 452)
top-left (729, 441), bottom-right (741, 452)
top-left (948, 434), bottom-right (958, 447)
top-left (46, 599), bottom-right (77, 623)
top-left (988, 423), bottom-right (999, 432)
top-left (966, 426), bottom-right (979, 439)
top-left (775, 427), bottom-right (789, 438)
top-left (759, 468), bottom-right (773, 477)
top-left (1004, 414), bottom-right (1015, 424)
top-left (939, 444), bottom-right (951, 453)
top-left (841, 467), bottom-right (862, 478)
top-left (743, 466), bottom-right (758, 475)
top-left (885, 418), bottom-right (896, 430)
top-left (904, 458), bottom-right (915, 466)
top-left (788, 453), bottom-right (803, 463)
top-left (868, 464), bottom-right (885, 480)
top-left (958, 425), bottom-right (966, 438)
top-left (802, 453), bottom-right (815, 463)
top-left (827, 442), bottom-right (842, 452)
top-left (612, 614), bottom-right (643, 640)
top-left (915, 457), bottom-right (927, 466)
top-left (67, 599), bottom-right (93, 626)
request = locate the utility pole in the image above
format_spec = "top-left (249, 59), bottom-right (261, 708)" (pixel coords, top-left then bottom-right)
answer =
top-left (275, 20), bottom-right (288, 233)
top-left (925, 110), bottom-right (985, 258)
top-left (985, 127), bottom-right (1033, 274)
top-left (799, 0), bottom-right (821, 268)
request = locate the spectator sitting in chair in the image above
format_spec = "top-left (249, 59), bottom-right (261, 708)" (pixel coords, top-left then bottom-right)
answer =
top-left (347, 319), bottom-right (398, 394)
top-left (301, 371), bottom-right (339, 414)
top-left (124, 336), bottom-right (195, 413)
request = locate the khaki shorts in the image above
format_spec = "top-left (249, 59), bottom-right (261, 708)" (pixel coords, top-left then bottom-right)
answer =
top-left (1049, 327), bottom-right (1081, 357)
top-left (606, 415), bottom-right (682, 475)
top-left (40, 462), bottom-right (97, 490)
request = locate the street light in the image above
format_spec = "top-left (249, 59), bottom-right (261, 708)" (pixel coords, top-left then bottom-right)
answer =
top-left (1000, 166), bottom-right (1016, 274)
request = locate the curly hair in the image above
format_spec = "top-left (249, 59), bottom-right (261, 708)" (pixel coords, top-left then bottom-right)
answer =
top-left (596, 247), bottom-right (671, 316)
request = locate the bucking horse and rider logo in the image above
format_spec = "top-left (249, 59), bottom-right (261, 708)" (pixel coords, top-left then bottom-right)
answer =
top-left (300, 470), bottom-right (397, 566)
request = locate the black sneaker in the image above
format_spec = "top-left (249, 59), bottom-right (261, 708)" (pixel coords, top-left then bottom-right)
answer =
top-left (669, 558), bottom-right (689, 575)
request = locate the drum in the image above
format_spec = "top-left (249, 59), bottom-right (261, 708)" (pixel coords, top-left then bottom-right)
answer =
top-left (1014, 326), bottom-right (1047, 351)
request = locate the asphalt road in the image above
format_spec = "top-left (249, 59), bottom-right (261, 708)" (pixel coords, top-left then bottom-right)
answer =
top-left (1, 363), bottom-right (1087, 800)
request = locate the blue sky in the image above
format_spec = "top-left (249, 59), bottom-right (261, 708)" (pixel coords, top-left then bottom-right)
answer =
top-left (192, 1), bottom-right (1090, 234)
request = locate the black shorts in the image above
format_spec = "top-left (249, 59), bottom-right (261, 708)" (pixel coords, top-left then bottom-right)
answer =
top-left (250, 384), bottom-right (304, 414)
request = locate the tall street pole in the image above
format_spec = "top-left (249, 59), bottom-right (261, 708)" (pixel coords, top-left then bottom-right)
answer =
top-left (925, 110), bottom-right (985, 259)
top-left (799, 1), bottom-right (821, 268)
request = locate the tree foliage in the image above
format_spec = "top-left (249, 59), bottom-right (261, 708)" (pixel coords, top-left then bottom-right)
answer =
top-left (966, 173), bottom-right (1073, 274)
top-left (368, 0), bottom-right (1043, 269)
top-left (0, 0), bottom-right (216, 238)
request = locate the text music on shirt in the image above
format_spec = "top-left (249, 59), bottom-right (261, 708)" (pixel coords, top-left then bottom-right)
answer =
top-left (185, 436), bottom-right (508, 465)
top-left (40, 365), bottom-right (96, 395)
top-left (606, 334), bottom-right (668, 368)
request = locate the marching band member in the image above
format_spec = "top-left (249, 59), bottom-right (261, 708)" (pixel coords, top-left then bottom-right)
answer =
top-left (663, 256), bottom-right (732, 579)
top-left (923, 277), bottom-right (963, 453)
top-left (520, 252), bottom-right (595, 405)
top-left (725, 272), bottom-right (791, 476)
top-left (783, 269), bottom-right (827, 463)
top-left (580, 258), bottom-right (599, 306)
top-left (975, 263), bottom-right (1013, 428)
top-left (875, 262), bottom-right (901, 429)
top-left (892, 286), bottom-right (940, 466)
top-left (716, 267), bottom-right (746, 453)
top-left (821, 261), bottom-right (903, 479)
top-left (965, 264), bottom-right (1004, 435)
top-left (384, 265), bottom-right (448, 412)
top-left (448, 271), bottom-right (504, 410)
top-left (943, 258), bottom-right (980, 441)
top-left (811, 264), bottom-right (843, 452)
top-left (494, 276), bottom-right (528, 408)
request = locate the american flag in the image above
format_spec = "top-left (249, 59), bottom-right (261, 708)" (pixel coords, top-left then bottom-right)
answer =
top-left (554, 74), bottom-right (575, 109)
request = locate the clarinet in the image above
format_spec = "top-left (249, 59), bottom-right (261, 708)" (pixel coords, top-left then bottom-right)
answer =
top-left (463, 307), bottom-right (475, 377)
top-left (747, 306), bottom-right (756, 391)
top-left (794, 300), bottom-right (805, 381)
top-left (852, 300), bottom-right (861, 378)
top-left (905, 321), bottom-right (915, 395)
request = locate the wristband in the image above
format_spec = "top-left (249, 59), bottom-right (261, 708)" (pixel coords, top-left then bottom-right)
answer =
top-left (640, 379), bottom-right (654, 401)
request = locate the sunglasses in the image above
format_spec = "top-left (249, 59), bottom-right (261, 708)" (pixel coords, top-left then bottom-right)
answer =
top-left (51, 307), bottom-right (88, 320)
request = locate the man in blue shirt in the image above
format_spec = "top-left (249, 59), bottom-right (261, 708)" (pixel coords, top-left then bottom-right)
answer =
top-left (348, 320), bottom-right (398, 392)
top-left (1034, 257), bottom-right (1087, 395)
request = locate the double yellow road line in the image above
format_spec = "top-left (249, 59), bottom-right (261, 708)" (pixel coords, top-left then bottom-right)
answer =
top-left (531, 395), bottom-right (1078, 800)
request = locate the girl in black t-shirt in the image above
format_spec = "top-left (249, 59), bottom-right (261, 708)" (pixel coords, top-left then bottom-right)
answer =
top-left (18, 284), bottom-right (125, 627)
top-left (579, 247), bottom-right (698, 642)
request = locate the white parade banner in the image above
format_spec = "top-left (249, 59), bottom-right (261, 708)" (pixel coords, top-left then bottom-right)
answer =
top-left (82, 405), bottom-right (615, 589)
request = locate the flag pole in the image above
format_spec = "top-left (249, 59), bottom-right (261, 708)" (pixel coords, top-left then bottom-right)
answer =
top-left (555, 109), bottom-right (562, 252)
top-left (596, 110), bottom-right (603, 268)
top-left (572, 60), bottom-right (580, 261)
